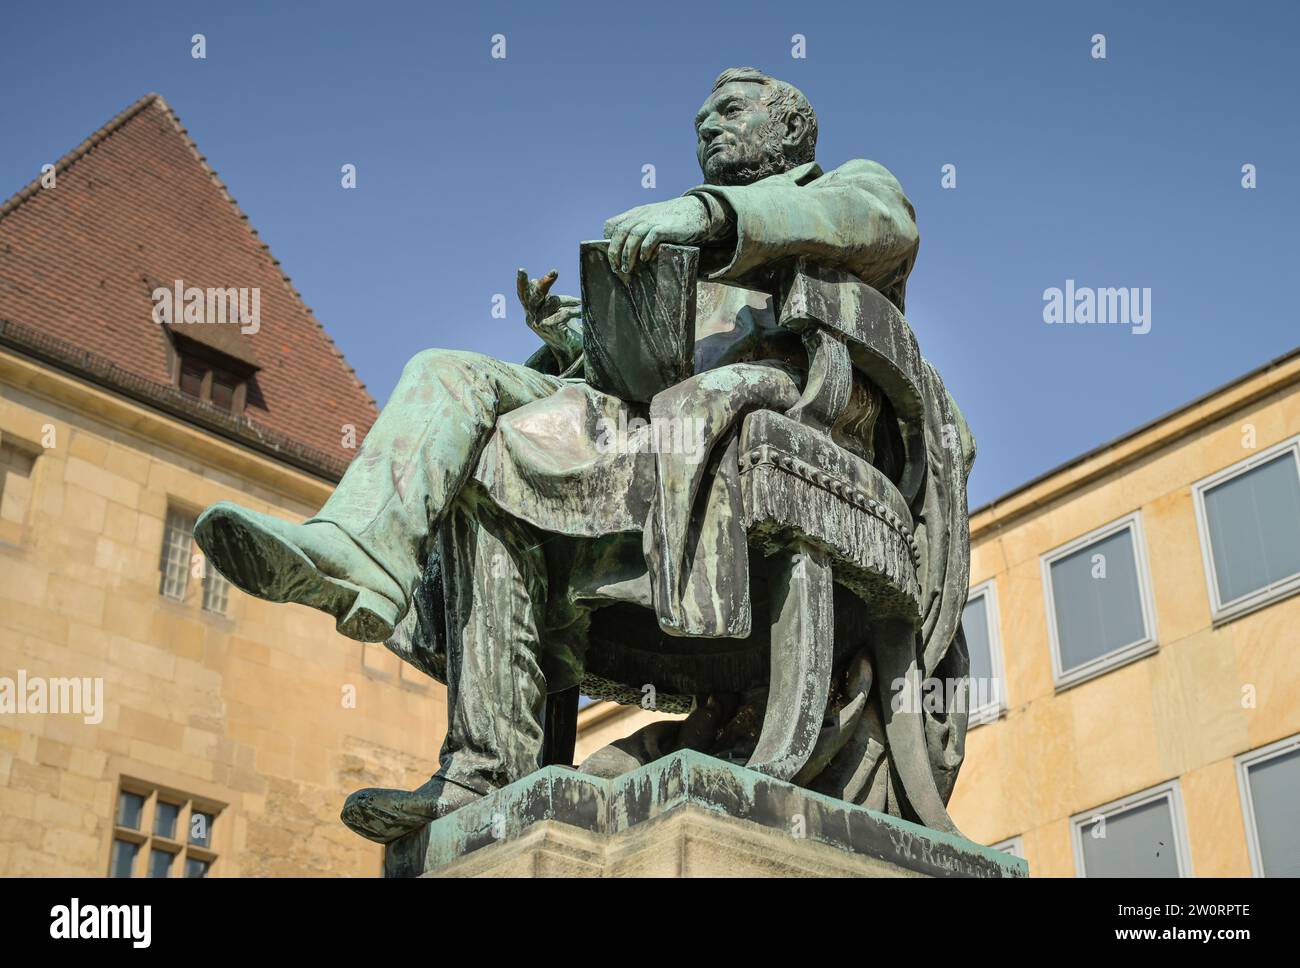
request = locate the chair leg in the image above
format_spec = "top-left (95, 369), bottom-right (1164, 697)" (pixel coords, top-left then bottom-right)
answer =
top-left (745, 540), bottom-right (834, 781)
top-left (872, 621), bottom-right (962, 834)
top-left (541, 686), bottom-right (579, 767)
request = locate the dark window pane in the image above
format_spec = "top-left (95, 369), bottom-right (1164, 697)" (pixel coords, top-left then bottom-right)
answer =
top-left (1050, 529), bottom-right (1147, 673)
top-left (210, 373), bottom-right (237, 412)
top-left (962, 594), bottom-right (996, 709)
top-left (148, 849), bottom-right (173, 878)
top-left (154, 801), bottom-right (180, 839)
top-left (1247, 747), bottom-right (1300, 876)
top-left (116, 791), bottom-right (145, 830)
top-left (180, 360), bottom-right (205, 399)
top-left (1204, 454), bottom-right (1300, 605)
top-left (110, 839), bottom-right (139, 878)
top-left (1080, 797), bottom-right (1180, 877)
top-left (190, 810), bottom-right (214, 848)
top-left (185, 857), bottom-right (210, 878)
top-left (160, 509), bottom-right (196, 601)
top-left (202, 562), bottom-right (230, 614)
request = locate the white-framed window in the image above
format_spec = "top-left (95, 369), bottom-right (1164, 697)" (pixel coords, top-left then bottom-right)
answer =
top-left (1040, 512), bottom-right (1158, 690)
top-left (991, 835), bottom-right (1023, 859)
top-left (160, 508), bottom-right (195, 601)
top-left (1070, 780), bottom-right (1193, 878)
top-left (202, 558), bottom-right (230, 614)
top-left (1235, 733), bottom-right (1300, 877)
top-left (962, 579), bottom-right (1006, 725)
top-left (1192, 434), bottom-right (1300, 624)
top-left (160, 505), bottom-right (230, 615)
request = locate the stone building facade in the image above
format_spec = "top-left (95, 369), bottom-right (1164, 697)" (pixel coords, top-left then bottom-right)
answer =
top-left (0, 94), bottom-right (444, 877)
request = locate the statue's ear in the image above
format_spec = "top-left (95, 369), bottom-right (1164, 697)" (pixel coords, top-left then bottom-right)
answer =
top-left (783, 112), bottom-right (808, 151)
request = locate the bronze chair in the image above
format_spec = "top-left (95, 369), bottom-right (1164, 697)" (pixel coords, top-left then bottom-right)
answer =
top-left (391, 254), bottom-right (967, 828)
top-left (573, 258), bottom-right (946, 803)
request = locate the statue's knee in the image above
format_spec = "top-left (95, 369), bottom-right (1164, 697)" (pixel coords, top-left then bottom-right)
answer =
top-left (403, 348), bottom-right (488, 380)
top-left (651, 373), bottom-right (706, 420)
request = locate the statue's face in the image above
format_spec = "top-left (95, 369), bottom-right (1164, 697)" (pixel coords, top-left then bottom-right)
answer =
top-left (695, 80), bottom-right (781, 186)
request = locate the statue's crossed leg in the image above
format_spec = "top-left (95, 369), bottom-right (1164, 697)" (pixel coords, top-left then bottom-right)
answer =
top-left (195, 348), bottom-right (571, 643)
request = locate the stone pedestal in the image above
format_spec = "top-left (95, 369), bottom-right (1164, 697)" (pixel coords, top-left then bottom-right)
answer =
top-left (384, 751), bottom-right (1027, 878)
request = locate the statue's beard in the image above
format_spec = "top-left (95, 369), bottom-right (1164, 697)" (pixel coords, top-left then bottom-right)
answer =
top-left (703, 125), bottom-right (793, 186)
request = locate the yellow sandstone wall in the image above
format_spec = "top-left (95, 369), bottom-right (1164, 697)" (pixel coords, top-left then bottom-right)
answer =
top-left (0, 350), bottom-right (444, 876)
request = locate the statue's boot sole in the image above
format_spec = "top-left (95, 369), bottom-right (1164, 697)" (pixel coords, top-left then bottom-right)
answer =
top-left (195, 503), bottom-right (400, 643)
top-left (341, 777), bottom-right (485, 844)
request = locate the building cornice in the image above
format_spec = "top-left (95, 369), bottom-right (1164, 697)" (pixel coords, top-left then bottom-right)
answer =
top-left (0, 318), bottom-right (351, 484)
top-left (970, 347), bottom-right (1300, 541)
top-left (0, 342), bottom-right (338, 508)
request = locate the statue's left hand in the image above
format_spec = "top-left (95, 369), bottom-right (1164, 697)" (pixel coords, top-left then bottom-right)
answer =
top-left (516, 269), bottom-right (583, 364)
top-left (603, 197), bottom-right (713, 275)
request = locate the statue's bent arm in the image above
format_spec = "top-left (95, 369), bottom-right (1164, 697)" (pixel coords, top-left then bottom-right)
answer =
top-left (689, 158), bottom-right (920, 305)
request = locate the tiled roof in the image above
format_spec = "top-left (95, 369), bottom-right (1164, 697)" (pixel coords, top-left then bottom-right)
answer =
top-left (0, 93), bottom-right (377, 476)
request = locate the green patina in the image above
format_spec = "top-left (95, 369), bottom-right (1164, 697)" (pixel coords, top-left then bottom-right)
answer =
top-left (193, 66), bottom-right (984, 858)
top-left (388, 750), bottom-right (1026, 878)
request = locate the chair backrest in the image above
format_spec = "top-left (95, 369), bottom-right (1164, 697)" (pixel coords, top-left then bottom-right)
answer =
top-left (770, 260), bottom-right (929, 507)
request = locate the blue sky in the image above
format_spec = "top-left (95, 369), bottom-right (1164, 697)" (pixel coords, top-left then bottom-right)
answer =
top-left (2, 0), bottom-right (1296, 505)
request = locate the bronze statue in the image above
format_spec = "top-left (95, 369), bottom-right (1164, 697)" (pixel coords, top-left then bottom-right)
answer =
top-left (195, 66), bottom-right (976, 845)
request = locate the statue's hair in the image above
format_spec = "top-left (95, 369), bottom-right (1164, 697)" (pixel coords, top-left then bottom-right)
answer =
top-left (710, 67), bottom-right (818, 165)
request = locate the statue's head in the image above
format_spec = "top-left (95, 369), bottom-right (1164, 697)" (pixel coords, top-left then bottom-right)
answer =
top-left (695, 67), bottom-right (818, 186)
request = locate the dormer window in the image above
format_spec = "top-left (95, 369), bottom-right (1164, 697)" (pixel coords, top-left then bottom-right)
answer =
top-left (210, 370), bottom-right (238, 411)
top-left (164, 329), bottom-right (259, 417)
top-left (179, 358), bottom-right (205, 399)
top-left (178, 353), bottom-right (246, 414)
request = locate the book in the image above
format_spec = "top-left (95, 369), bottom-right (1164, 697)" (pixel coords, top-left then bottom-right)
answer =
top-left (579, 240), bottom-right (698, 403)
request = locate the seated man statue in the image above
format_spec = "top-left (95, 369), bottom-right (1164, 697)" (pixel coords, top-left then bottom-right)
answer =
top-left (195, 66), bottom-right (930, 843)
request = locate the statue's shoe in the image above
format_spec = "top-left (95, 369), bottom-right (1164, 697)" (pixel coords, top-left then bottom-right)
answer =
top-left (194, 501), bottom-right (404, 642)
top-left (340, 775), bottom-right (486, 843)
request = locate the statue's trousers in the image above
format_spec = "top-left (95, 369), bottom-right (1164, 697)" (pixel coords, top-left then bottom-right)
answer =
top-left (311, 348), bottom-right (570, 606)
top-left (435, 491), bottom-right (550, 792)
